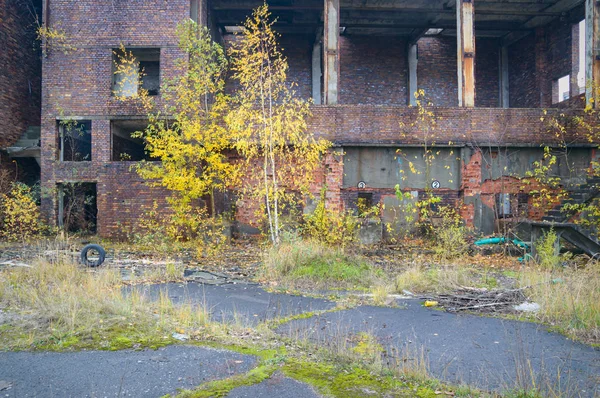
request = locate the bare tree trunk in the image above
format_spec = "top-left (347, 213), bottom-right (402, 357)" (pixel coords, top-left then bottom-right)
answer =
top-left (259, 37), bottom-right (275, 244)
top-left (266, 55), bottom-right (279, 244)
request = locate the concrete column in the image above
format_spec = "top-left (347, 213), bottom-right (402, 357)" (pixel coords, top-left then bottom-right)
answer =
top-left (408, 44), bottom-right (418, 106)
top-left (499, 46), bottom-right (509, 108)
top-left (191, 0), bottom-right (207, 26)
top-left (312, 39), bottom-right (322, 105)
top-left (586, 0), bottom-right (600, 107)
top-left (457, 0), bottom-right (476, 107)
top-left (324, 0), bottom-right (340, 105)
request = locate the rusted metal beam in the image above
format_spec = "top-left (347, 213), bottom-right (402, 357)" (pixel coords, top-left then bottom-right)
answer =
top-left (457, 0), bottom-right (476, 107)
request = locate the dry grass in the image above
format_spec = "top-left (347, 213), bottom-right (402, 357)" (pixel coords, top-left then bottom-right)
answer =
top-left (518, 262), bottom-right (600, 345)
top-left (0, 257), bottom-right (210, 350)
top-left (371, 284), bottom-right (390, 306)
top-left (394, 264), bottom-right (473, 294)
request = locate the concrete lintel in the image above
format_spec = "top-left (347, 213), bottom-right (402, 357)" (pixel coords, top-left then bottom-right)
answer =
top-left (55, 115), bottom-right (150, 121)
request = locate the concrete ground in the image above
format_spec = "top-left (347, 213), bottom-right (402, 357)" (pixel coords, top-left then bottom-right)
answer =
top-left (129, 282), bottom-right (336, 325)
top-left (278, 301), bottom-right (600, 395)
top-left (1, 283), bottom-right (599, 397)
top-left (0, 345), bottom-right (256, 397)
top-left (227, 373), bottom-right (321, 398)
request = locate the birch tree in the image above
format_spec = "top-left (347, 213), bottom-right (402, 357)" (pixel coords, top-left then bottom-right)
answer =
top-left (227, 4), bottom-right (330, 245)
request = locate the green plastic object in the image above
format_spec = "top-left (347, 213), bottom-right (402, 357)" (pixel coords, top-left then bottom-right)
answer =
top-left (474, 237), bottom-right (530, 250)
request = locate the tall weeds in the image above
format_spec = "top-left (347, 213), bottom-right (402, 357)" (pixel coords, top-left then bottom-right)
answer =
top-left (519, 262), bottom-right (600, 344)
top-left (0, 258), bottom-right (208, 350)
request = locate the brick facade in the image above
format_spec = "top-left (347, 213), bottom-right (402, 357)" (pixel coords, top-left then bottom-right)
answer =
top-left (40, 0), bottom-right (188, 236)
top-left (0, 0), bottom-right (41, 149)
top-left (36, 0), bottom-right (595, 237)
top-left (339, 36), bottom-right (408, 105)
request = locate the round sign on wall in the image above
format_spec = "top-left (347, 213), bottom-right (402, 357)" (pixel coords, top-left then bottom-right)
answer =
top-left (431, 180), bottom-right (440, 189)
top-left (357, 181), bottom-right (366, 189)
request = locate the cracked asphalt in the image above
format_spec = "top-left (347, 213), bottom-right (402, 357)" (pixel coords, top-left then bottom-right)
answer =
top-left (0, 345), bottom-right (256, 397)
top-left (1, 282), bottom-right (599, 397)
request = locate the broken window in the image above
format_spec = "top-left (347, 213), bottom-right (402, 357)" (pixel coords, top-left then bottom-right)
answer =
top-left (357, 192), bottom-right (374, 216)
top-left (58, 120), bottom-right (92, 161)
top-left (57, 182), bottom-right (97, 234)
top-left (111, 120), bottom-right (154, 161)
top-left (553, 75), bottom-right (570, 104)
top-left (112, 48), bottom-right (160, 97)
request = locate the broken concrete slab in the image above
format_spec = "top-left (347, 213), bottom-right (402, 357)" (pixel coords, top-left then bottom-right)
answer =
top-left (227, 372), bottom-right (321, 398)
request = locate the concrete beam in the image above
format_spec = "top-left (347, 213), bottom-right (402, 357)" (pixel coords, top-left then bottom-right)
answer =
top-left (312, 29), bottom-right (323, 104)
top-left (408, 28), bottom-right (428, 46)
top-left (324, 0), bottom-right (340, 105)
top-left (585, 0), bottom-right (600, 107)
top-left (408, 44), bottom-right (418, 106)
top-left (457, 0), bottom-right (476, 107)
top-left (499, 46), bottom-right (510, 108)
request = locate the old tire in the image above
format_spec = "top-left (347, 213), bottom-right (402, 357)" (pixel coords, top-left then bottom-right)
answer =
top-left (80, 244), bottom-right (106, 267)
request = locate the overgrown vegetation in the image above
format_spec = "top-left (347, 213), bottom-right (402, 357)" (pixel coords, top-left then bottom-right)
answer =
top-left (262, 239), bottom-right (381, 290)
top-left (0, 182), bottom-right (43, 242)
top-left (519, 262), bottom-right (600, 344)
top-left (0, 255), bottom-right (214, 351)
top-left (226, 4), bottom-right (331, 245)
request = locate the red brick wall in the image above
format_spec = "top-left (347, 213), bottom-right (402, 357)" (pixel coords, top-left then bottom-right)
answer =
top-left (476, 38), bottom-right (500, 108)
top-left (417, 37), bottom-right (458, 107)
top-left (508, 18), bottom-right (577, 108)
top-left (308, 106), bottom-right (593, 146)
top-left (280, 35), bottom-right (313, 101)
top-left (40, 0), bottom-right (190, 235)
top-left (508, 34), bottom-right (538, 108)
top-left (339, 36), bottom-right (408, 105)
top-left (0, 0), bottom-right (42, 148)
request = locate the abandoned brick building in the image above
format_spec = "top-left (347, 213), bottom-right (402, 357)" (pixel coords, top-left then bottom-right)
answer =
top-left (3, 0), bottom-right (600, 240)
top-left (0, 0), bottom-right (42, 186)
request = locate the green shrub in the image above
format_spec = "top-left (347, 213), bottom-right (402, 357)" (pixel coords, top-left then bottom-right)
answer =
top-left (302, 196), bottom-right (358, 247)
top-left (535, 229), bottom-right (562, 269)
top-left (432, 206), bottom-right (468, 260)
top-left (0, 182), bottom-right (43, 242)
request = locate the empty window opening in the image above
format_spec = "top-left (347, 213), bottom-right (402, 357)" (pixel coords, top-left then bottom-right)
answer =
top-left (112, 48), bottom-right (160, 97)
top-left (111, 120), bottom-right (153, 161)
top-left (59, 120), bottom-right (91, 161)
top-left (357, 192), bottom-right (373, 215)
top-left (553, 75), bottom-right (571, 104)
top-left (495, 193), bottom-right (528, 219)
top-left (57, 182), bottom-right (97, 234)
